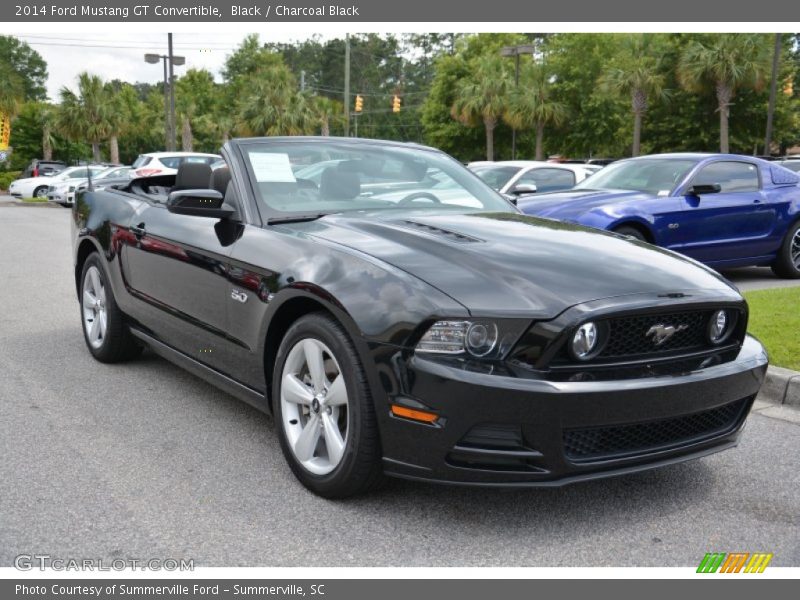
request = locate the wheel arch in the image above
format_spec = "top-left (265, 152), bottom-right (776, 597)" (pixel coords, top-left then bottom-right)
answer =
top-left (261, 287), bottom-right (373, 413)
top-left (74, 237), bottom-right (103, 298)
top-left (610, 219), bottom-right (656, 243)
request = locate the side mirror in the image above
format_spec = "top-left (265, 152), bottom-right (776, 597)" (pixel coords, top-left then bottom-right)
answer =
top-left (167, 189), bottom-right (234, 219)
top-left (502, 193), bottom-right (518, 206)
top-left (511, 183), bottom-right (538, 195)
top-left (685, 183), bottom-right (721, 197)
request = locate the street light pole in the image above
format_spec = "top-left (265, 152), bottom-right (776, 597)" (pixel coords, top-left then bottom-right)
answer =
top-left (344, 34), bottom-right (351, 137)
top-left (764, 33), bottom-right (782, 156)
top-left (162, 57), bottom-right (169, 150)
top-left (168, 33), bottom-right (176, 152)
top-left (145, 39), bottom-right (185, 152)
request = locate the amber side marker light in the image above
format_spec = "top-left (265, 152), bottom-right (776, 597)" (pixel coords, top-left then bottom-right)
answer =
top-left (390, 404), bottom-right (439, 423)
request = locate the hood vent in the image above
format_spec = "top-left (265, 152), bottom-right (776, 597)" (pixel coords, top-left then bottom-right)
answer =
top-left (399, 220), bottom-right (483, 244)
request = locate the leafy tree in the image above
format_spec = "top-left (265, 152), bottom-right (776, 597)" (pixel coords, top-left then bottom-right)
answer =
top-left (451, 55), bottom-right (513, 160)
top-left (175, 69), bottom-right (218, 151)
top-left (505, 61), bottom-right (567, 160)
top-left (678, 34), bottom-right (771, 153)
top-left (57, 73), bottom-right (114, 162)
top-left (599, 34), bottom-right (669, 156)
top-left (0, 36), bottom-right (48, 101)
top-left (0, 62), bottom-right (25, 118)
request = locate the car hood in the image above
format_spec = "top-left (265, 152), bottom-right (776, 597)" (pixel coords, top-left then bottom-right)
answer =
top-left (299, 211), bottom-right (735, 318)
top-left (517, 189), bottom-right (656, 220)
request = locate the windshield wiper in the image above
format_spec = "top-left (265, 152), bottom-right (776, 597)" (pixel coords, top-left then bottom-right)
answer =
top-left (268, 213), bottom-right (330, 225)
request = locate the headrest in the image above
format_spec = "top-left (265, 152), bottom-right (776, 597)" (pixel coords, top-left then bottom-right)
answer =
top-left (174, 162), bottom-right (212, 191)
top-left (210, 167), bottom-right (231, 195)
top-left (319, 167), bottom-right (360, 200)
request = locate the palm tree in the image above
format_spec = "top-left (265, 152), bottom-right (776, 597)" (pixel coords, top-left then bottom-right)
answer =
top-left (312, 96), bottom-right (343, 136)
top-left (57, 73), bottom-right (113, 162)
top-left (678, 34), bottom-right (771, 153)
top-left (32, 103), bottom-right (57, 161)
top-left (236, 66), bottom-right (314, 136)
top-left (505, 62), bottom-right (567, 160)
top-left (599, 35), bottom-right (668, 157)
top-left (451, 55), bottom-right (512, 161)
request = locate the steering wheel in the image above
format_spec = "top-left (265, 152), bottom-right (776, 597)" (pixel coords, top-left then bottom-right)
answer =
top-left (397, 192), bottom-right (442, 206)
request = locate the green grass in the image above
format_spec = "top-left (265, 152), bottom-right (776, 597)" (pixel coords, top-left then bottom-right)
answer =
top-left (744, 286), bottom-right (800, 371)
top-left (21, 197), bottom-right (49, 203)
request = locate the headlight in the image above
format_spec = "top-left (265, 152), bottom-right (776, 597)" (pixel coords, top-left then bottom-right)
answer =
top-left (416, 319), bottom-right (524, 359)
top-left (708, 309), bottom-right (734, 344)
top-left (416, 320), bottom-right (468, 354)
top-left (569, 321), bottom-right (608, 361)
top-left (68, 186), bottom-right (75, 193)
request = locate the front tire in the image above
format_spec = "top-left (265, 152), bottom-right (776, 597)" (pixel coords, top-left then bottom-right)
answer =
top-left (33, 186), bottom-right (48, 199)
top-left (273, 312), bottom-right (382, 498)
top-left (613, 225), bottom-right (647, 242)
top-left (79, 253), bottom-right (142, 362)
top-left (771, 221), bottom-right (800, 279)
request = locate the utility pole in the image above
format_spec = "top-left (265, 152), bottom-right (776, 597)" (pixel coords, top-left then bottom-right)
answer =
top-left (764, 32), bottom-right (782, 157)
top-left (344, 34), bottom-right (351, 137)
top-left (162, 57), bottom-right (169, 150)
top-left (168, 33), bottom-right (176, 151)
top-left (300, 70), bottom-right (306, 92)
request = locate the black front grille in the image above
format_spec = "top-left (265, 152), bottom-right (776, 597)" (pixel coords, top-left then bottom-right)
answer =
top-left (563, 397), bottom-right (750, 462)
top-left (599, 310), bottom-right (710, 358)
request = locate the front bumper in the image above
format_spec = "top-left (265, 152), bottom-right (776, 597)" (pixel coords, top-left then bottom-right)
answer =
top-left (47, 191), bottom-right (74, 204)
top-left (376, 335), bottom-right (768, 486)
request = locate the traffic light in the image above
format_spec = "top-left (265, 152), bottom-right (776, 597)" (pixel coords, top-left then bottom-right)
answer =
top-left (354, 95), bottom-right (363, 113)
top-left (392, 95), bottom-right (401, 113)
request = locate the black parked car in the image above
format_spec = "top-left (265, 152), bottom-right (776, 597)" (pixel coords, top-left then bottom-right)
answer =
top-left (72, 137), bottom-right (768, 497)
top-left (21, 159), bottom-right (66, 178)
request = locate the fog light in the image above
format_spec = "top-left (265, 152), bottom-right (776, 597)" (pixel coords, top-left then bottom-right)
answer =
top-left (708, 310), bottom-right (731, 344)
top-left (571, 321), bottom-right (601, 360)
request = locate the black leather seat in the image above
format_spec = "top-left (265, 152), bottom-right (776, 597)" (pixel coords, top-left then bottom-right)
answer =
top-left (173, 162), bottom-right (212, 191)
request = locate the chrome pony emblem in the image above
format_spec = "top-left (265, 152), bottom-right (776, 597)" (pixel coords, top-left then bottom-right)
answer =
top-left (646, 323), bottom-right (688, 346)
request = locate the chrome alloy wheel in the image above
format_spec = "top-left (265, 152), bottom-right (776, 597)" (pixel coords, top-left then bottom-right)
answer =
top-left (280, 338), bottom-right (349, 475)
top-left (792, 227), bottom-right (800, 268)
top-left (82, 265), bottom-right (107, 349)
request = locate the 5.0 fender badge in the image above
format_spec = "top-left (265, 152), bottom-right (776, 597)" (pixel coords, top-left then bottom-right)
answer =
top-left (231, 289), bottom-right (248, 303)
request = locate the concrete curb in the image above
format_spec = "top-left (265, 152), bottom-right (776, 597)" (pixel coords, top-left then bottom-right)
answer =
top-left (0, 199), bottom-right (61, 208)
top-left (759, 365), bottom-right (800, 408)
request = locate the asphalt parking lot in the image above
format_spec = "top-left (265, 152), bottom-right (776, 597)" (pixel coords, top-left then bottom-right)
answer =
top-left (1, 206), bottom-right (798, 567)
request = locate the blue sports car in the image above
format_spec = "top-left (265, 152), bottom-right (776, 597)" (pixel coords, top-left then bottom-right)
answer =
top-left (518, 153), bottom-right (800, 278)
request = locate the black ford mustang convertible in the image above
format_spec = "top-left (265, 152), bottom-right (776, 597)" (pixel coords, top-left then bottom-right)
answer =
top-left (72, 137), bottom-right (768, 497)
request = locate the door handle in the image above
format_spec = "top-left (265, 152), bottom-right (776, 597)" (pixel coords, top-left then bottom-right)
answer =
top-left (130, 223), bottom-right (146, 238)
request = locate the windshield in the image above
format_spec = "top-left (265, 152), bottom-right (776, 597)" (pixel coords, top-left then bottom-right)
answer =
top-left (471, 165), bottom-right (521, 190)
top-left (574, 158), bottom-right (698, 194)
top-left (242, 140), bottom-right (514, 216)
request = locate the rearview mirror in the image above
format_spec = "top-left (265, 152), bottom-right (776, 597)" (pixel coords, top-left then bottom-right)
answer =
top-left (511, 183), bottom-right (538, 195)
top-left (685, 183), bottom-right (721, 197)
top-left (167, 189), bottom-right (234, 219)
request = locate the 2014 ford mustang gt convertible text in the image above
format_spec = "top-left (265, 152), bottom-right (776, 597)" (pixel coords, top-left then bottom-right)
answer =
top-left (72, 137), bottom-right (768, 498)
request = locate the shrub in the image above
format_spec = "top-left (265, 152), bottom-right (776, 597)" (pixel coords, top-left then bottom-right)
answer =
top-left (0, 171), bottom-right (22, 192)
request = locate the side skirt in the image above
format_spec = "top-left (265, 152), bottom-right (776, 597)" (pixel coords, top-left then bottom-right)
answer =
top-left (129, 327), bottom-right (270, 414)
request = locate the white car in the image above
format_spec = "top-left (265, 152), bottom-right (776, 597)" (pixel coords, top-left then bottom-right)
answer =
top-left (130, 152), bottom-right (221, 178)
top-left (50, 166), bottom-right (132, 206)
top-left (9, 165), bottom-right (106, 200)
top-left (468, 161), bottom-right (595, 195)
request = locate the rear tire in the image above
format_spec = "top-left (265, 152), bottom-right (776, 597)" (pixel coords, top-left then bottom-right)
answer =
top-left (79, 253), bottom-right (142, 362)
top-left (770, 221), bottom-right (800, 279)
top-left (273, 312), bottom-right (383, 498)
top-left (613, 225), bottom-right (648, 242)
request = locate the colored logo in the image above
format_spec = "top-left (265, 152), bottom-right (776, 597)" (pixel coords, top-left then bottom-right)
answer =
top-left (697, 552), bottom-right (773, 573)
